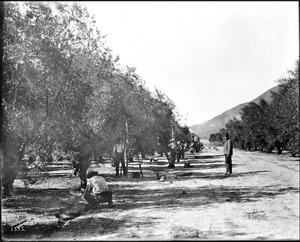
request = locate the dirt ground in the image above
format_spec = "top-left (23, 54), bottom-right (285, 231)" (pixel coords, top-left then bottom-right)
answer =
top-left (1, 145), bottom-right (299, 241)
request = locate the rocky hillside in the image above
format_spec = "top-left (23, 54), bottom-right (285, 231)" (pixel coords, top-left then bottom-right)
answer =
top-left (190, 85), bottom-right (279, 138)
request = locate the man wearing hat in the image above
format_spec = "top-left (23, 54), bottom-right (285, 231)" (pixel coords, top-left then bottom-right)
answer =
top-left (223, 133), bottom-right (233, 175)
top-left (84, 169), bottom-right (114, 209)
top-left (112, 137), bottom-right (126, 177)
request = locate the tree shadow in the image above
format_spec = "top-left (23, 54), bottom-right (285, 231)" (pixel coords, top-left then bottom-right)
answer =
top-left (108, 182), bottom-right (299, 211)
top-left (128, 158), bottom-right (227, 173)
top-left (55, 216), bottom-right (126, 236)
top-left (192, 154), bottom-right (224, 159)
top-left (188, 170), bottom-right (270, 180)
top-left (2, 187), bottom-right (75, 215)
top-left (3, 179), bottom-right (297, 239)
top-left (109, 163), bottom-right (255, 183)
top-left (3, 153), bottom-right (298, 240)
top-left (190, 160), bottom-right (224, 164)
top-left (1, 214), bottom-right (133, 239)
top-left (2, 169), bottom-right (277, 216)
top-left (50, 213), bottom-right (162, 239)
top-left (183, 163), bottom-right (228, 169)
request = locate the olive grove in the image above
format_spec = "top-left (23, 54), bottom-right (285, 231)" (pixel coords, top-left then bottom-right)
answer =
top-left (209, 59), bottom-right (299, 156)
top-left (1, 2), bottom-right (190, 197)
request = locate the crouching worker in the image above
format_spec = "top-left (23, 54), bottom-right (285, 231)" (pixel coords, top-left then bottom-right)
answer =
top-left (84, 169), bottom-right (114, 209)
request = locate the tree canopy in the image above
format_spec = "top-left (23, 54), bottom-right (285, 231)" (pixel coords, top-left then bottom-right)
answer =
top-left (210, 59), bottom-right (299, 156)
top-left (1, 2), bottom-right (190, 197)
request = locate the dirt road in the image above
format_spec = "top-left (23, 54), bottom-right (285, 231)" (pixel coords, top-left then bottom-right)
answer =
top-left (2, 147), bottom-right (299, 240)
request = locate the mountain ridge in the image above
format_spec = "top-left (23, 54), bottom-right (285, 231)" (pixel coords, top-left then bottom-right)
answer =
top-left (190, 85), bottom-right (279, 138)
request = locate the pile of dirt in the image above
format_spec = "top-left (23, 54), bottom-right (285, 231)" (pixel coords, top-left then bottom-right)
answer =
top-left (169, 225), bottom-right (202, 238)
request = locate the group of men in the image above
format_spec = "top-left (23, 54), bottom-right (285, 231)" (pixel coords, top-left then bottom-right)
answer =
top-left (167, 133), bottom-right (233, 173)
top-left (167, 139), bottom-right (186, 168)
top-left (69, 132), bottom-right (234, 210)
top-left (190, 135), bottom-right (203, 153)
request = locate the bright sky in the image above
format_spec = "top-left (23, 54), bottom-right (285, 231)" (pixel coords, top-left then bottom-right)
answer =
top-left (84, 1), bottom-right (299, 126)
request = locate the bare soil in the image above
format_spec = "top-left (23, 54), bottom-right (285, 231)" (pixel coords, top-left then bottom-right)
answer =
top-left (1, 146), bottom-right (299, 241)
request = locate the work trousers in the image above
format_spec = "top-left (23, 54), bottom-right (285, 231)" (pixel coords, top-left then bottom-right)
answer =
top-left (84, 190), bottom-right (113, 207)
top-left (170, 150), bottom-right (176, 165)
top-left (225, 154), bottom-right (232, 174)
top-left (114, 153), bottom-right (127, 177)
top-left (177, 150), bottom-right (184, 162)
top-left (79, 157), bottom-right (91, 189)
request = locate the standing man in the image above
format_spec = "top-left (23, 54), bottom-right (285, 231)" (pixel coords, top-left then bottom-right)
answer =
top-left (78, 134), bottom-right (92, 189)
top-left (179, 141), bottom-right (186, 160)
top-left (176, 141), bottom-right (181, 162)
top-left (112, 137), bottom-right (126, 177)
top-left (168, 138), bottom-right (176, 168)
top-left (69, 133), bottom-right (92, 190)
top-left (176, 141), bottom-right (185, 162)
top-left (223, 133), bottom-right (233, 175)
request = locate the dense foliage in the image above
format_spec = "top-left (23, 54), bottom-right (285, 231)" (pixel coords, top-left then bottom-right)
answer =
top-left (1, 2), bottom-right (190, 196)
top-left (209, 59), bottom-right (299, 156)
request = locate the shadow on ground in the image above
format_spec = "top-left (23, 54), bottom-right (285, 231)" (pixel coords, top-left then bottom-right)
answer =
top-left (109, 183), bottom-right (299, 211)
top-left (2, 153), bottom-right (298, 240)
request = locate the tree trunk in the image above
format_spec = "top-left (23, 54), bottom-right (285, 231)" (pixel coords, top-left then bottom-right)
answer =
top-left (2, 153), bottom-right (19, 197)
top-left (2, 138), bottom-right (26, 197)
top-left (2, 173), bottom-right (17, 198)
top-left (124, 119), bottom-right (128, 177)
top-left (274, 140), bottom-right (282, 154)
top-left (277, 147), bottom-right (282, 154)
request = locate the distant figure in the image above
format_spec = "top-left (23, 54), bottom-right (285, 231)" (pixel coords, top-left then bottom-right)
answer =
top-left (176, 141), bottom-right (181, 162)
top-left (84, 169), bottom-right (114, 209)
top-left (190, 136), bottom-right (198, 154)
top-left (223, 133), bottom-right (233, 175)
top-left (168, 139), bottom-right (176, 168)
top-left (191, 135), bottom-right (202, 153)
top-left (177, 141), bottom-right (185, 162)
top-left (175, 141), bottom-right (184, 162)
top-left (112, 137), bottom-right (126, 177)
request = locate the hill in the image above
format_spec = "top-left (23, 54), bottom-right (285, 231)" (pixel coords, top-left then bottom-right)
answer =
top-left (190, 85), bottom-right (279, 138)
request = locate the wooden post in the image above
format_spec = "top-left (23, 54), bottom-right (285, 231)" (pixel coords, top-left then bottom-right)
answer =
top-left (171, 123), bottom-right (174, 140)
top-left (139, 163), bottom-right (143, 178)
top-left (124, 119), bottom-right (129, 177)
